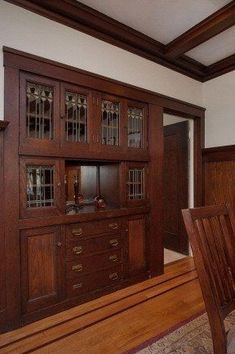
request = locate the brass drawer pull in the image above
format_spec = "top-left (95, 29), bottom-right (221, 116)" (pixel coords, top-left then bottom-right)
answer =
top-left (109, 254), bottom-right (118, 262)
top-left (73, 283), bottom-right (83, 289)
top-left (109, 223), bottom-right (119, 230)
top-left (73, 246), bottom-right (83, 255)
top-left (109, 272), bottom-right (119, 281)
top-left (109, 239), bottom-right (119, 247)
top-left (71, 228), bottom-right (83, 237)
top-left (72, 264), bottom-right (83, 272)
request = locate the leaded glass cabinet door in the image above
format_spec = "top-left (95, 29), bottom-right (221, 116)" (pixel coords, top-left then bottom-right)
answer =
top-left (126, 100), bottom-right (148, 153)
top-left (126, 163), bottom-right (148, 207)
top-left (20, 73), bottom-right (60, 154)
top-left (60, 83), bottom-right (93, 157)
top-left (96, 93), bottom-right (125, 153)
top-left (20, 158), bottom-right (63, 218)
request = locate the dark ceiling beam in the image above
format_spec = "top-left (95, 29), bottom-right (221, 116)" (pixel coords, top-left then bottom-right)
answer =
top-left (204, 53), bottom-right (235, 81)
top-left (165, 1), bottom-right (235, 58)
top-left (5, 0), bottom-right (205, 81)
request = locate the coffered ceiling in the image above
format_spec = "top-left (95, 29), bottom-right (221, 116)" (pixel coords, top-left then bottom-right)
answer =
top-left (5, 0), bottom-right (235, 81)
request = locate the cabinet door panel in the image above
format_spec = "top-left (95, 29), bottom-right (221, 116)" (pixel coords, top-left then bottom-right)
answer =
top-left (60, 83), bottom-right (94, 157)
top-left (126, 100), bottom-right (148, 152)
top-left (21, 226), bottom-right (64, 313)
top-left (128, 216), bottom-right (146, 274)
top-left (19, 72), bottom-right (60, 155)
top-left (20, 158), bottom-right (63, 218)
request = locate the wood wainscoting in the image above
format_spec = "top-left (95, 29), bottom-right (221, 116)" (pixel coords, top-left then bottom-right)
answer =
top-left (203, 145), bottom-right (235, 208)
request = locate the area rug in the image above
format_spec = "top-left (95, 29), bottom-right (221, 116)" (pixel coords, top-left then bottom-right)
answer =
top-left (127, 310), bottom-right (235, 354)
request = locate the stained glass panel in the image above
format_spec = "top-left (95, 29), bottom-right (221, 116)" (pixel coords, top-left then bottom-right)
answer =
top-left (102, 100), bottom-right (120, 146)
top-left (128, 168), bottom-right (145, 200)
top-left (65, 92), bottom-right (87, 142)
top-left (26, 83), bottom-right (53, 139)
top-left (128, 107), bottom-right (144, 148)
top-left (27, 166), bottom-right (54, 208)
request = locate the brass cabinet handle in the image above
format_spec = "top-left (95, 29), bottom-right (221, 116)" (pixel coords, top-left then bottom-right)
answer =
top-left (71, 228), bottom-right (83, 236)
top-left (56, 242), bottom-right (62, 247)
top-left (109, 223), bottom-right (119, 230)
top-left (72, 264), bottom-right (83, 272)
top-left (109, 272), bottom-right (119, 281)
top-left (109, 239), bottom-right (119, 247)
top-left (73, 283), bottom-right (83, 289)
top-left (73, 246), bottom-right (83, 255)
top-left (109, 254), bottom-right (118, 262)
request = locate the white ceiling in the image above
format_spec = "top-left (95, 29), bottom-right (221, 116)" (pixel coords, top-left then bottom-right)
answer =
top-left (187, 26), bottom-right (235, 65)
top-left (78, 0), bottom-right (230, 44)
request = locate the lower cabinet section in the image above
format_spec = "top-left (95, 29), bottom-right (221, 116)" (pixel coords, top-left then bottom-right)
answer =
top-left (20, 215), bottom-right (148, 322)
top-left (67, 265), bottom-right (124, 298)
top-left (21, 226), bottom-right (65, 314)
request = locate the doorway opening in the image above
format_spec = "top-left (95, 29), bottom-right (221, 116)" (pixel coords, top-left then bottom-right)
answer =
top-left (163, 114), bottom-right (194, 264)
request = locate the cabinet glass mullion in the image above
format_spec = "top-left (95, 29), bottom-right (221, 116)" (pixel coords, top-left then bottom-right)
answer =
top-left (26, 166), bottom-right (55, 208)
top-left (102, 100), bottom-right (120, 146)
top-left (128, 168), bottom-right (145, 200)
top-left (128, 107), bottom-right (144, 148)
top-left (26, 82), bottom-right (54, 140)
top-left (65, 92), bottom-right (87, 143)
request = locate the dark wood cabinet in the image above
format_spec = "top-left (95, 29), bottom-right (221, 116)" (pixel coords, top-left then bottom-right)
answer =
top-left (20, 226), bottom-right (65, 314)
top-left (1, 50), bottom-right (165, 332)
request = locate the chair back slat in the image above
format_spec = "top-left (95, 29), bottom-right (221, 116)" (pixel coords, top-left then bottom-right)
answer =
top-left (182, 204), bottom-right (235, 354)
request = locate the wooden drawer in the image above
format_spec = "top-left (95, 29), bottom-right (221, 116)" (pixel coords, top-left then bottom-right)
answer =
top-left (66, 233), bottom-right (123, 258)
top-left (66, 218), bottom-right (123, 240)
top-left (67, 265), bottom-right (123, 297)
top-left (66, 249), bottom-right (124, 277)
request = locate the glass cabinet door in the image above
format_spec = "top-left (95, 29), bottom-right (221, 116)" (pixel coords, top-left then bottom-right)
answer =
top-left (60, 83), bottom-right (93, 156)
top-left (95, 93), bottom-right (125, 153)
top-left (20, 158), bottom-right (63, 218)
top-left (20, 73), bottom-right (60, 154)
top-left (101, 99), bottom-right (120, 146)
top-left (127, 101), bottom-right (148, 151)
top-left (126, 163), bottom-right (148, 206)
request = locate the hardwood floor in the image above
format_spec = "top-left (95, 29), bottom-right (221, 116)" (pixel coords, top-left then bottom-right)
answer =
top-left (0, 257), bottom-right (204, 354)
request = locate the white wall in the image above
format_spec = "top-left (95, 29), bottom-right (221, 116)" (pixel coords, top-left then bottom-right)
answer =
top-left (0, 1), bottom-right (203, 120)
top-left (203, 71), bottom-right (235, 148)
top-left (1, 1), bottom-right (235, 150)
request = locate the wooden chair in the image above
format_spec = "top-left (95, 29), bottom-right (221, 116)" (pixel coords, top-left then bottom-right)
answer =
top-left (182, 204), bottom-right (235, 354)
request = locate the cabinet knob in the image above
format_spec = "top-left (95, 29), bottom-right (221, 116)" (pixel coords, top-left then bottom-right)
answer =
top-left (73, 283), bottom-right (83, 289)
top-left (109, 272), bottom-right (119, 281)
top-left (56, 242), bottom-right (62, 247)
top-left (72, 264), bottom-right (83, 272)
top-left (72, 228), bottom-right (83, 237)
top-left (109, 223), bottom-right (119, 230)
top-left (109, 239), bottom-right (119, 247)
top-left (109, 254), bottom-right (118, 262)
top-left (73, 246), bottom-right (83, 255)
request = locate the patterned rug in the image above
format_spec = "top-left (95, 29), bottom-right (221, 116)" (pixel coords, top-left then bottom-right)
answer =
top-left (127, 311), bottom-right (235, 354)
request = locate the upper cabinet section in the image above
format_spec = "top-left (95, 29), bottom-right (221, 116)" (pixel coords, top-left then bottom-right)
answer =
top-left (20, 73), bottom-right (60, 155)
top-left (19, 74), bottom-right (149, 160)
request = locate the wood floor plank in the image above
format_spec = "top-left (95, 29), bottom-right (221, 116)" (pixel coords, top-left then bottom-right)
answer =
top-left (0, 258), bottom-right (203, 354)
top-left (0, 257), bottom-right (195, 348)
top-left (33, 280), bottom-right (204, 354)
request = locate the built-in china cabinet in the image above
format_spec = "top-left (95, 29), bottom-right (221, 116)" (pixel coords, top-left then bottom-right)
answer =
top-left (1, 48), bottom-right (204, 333)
